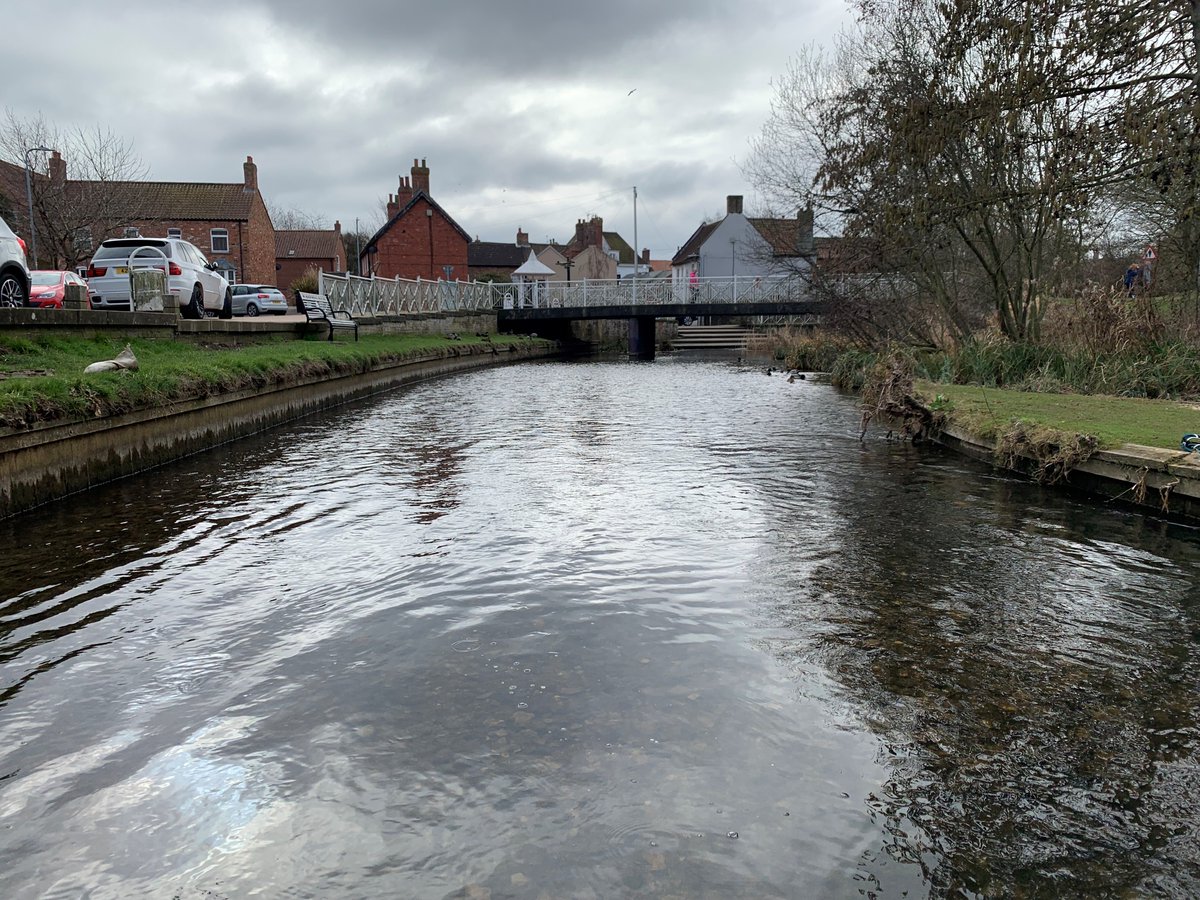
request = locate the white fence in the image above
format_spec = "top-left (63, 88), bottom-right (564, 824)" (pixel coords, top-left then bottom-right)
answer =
top-left (318, 271), bottom-right (810, 316)
top-left (319, 272), bottom-right (494, 317)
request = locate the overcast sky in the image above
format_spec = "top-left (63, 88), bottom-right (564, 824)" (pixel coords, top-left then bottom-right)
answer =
top-left (8, 1), bottom-right (848, 259)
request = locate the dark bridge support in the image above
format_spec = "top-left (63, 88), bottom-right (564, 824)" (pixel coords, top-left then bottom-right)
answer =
top-left (628, 315), bottom-right (656, 361)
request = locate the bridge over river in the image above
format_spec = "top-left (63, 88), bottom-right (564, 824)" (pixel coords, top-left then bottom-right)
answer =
top-left (320, 272), bottom-right (825, 358)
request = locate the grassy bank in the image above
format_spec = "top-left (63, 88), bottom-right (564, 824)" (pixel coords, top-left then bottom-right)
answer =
top-left (0, 333), bottom-right (545, 429)
top-left (917, 383), bottom-right (1200, 450)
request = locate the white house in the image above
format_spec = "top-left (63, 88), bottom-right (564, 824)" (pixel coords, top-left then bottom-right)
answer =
top-left (671, 195), bottom-right (814, 292)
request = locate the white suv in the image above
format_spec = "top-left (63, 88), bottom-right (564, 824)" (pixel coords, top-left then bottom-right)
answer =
top-left (86, 237), bottom-right (232, 319)
top-left (0, 215), bottom-right (31, 308)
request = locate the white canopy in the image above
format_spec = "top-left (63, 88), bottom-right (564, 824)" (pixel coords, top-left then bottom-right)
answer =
top-left (512, 250), bottom-right (556, 278)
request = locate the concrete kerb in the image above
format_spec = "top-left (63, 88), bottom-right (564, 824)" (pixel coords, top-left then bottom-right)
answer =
top-left (935, 423), bottom-right (1200, 522)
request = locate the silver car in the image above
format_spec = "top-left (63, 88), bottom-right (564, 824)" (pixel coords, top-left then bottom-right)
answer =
top-left (0, 215), bottom-right (31, 308)
top-left (230, 284), bottom-right (289, 316)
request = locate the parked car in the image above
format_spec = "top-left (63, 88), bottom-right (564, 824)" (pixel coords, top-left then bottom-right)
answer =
top-left (0, 215), bottom-right (31, 308)
top-left (230, 284), bottom-right (289, 316)
top-left (28, 270), bottom-right (90, 308)
top-left (86, 237), bottom-right (231, 319)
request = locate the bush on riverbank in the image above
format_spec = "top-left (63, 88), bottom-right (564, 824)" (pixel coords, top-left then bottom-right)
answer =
top-left (824, 337), bottom-right (1200, 401)
top-left (0, 333), bottom-right (542, 429)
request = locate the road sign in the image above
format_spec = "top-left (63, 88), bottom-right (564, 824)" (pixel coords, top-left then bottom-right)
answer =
top-left (1144, 245), bottom-right (1157, 260)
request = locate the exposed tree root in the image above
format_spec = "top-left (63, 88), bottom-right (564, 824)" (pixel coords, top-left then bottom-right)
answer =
top-left (859, 352), bottom-right (945, 443)
top-left (994, 422), bottom-right (1099, 485)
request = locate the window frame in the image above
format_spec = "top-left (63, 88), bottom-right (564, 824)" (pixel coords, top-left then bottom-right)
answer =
top-left (210, 228), bottom-right (230, 254)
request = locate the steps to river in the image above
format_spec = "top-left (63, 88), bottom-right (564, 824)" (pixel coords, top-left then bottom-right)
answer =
top-left (669, 324), bottom-right (752, 351)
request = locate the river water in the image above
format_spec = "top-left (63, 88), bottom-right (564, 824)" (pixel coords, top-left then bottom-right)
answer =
top-left (1, 357), bottom-right (1198, 899)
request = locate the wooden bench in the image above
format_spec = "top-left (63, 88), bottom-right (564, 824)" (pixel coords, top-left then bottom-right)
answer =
top-left (298, 292), bottom-right (358, 341)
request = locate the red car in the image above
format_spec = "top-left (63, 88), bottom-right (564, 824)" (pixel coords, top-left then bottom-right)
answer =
top-left (29, 270), bottom-right (90, 308)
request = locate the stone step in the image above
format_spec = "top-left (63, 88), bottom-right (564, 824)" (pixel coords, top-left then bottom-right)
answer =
top-left (671, 325), bottom-right (752, 350)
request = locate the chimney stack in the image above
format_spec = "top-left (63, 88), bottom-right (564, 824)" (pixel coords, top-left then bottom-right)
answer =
top-left (641, 248), bottom-right (650, 264)
top-left (516, 228), bottom-right (529, 246)
top-left (48, 150), bottom-right (66, 185)
top-left (726, 195), bottom-right (743, 215)
top-left (243, 155), bottom-right (258, 192)
top-left (411, 157), bottom-right (430, 195)
top-left (575, 215), bottom-right (603, 249)
top-left (395, 174), bottom-right (414, 207)
top-left (334, 220), bottom-right (342, 235)
top-left (386, 194), bottom-right (399, 218)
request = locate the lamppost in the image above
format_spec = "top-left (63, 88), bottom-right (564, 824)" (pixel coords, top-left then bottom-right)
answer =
top-left (562, 256), bottom-right (574, 283)
top-left (24, 146), bottom-right (53, 268)
top-left (354, 217), bottom-right (361, 276)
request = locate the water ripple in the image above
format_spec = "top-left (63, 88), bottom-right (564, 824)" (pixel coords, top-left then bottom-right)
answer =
top-left (0, 358), bottom-right (1197, 898)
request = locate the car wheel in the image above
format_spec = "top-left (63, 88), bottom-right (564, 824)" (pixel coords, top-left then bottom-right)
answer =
top-left (219, 288), bottom-right (233, 320)
top-left (0, 273), bottom-right (27, 308)
top-left (246, 302), bottom-right (259, 317)
top-left (187, 285), bottom-right (205, 319)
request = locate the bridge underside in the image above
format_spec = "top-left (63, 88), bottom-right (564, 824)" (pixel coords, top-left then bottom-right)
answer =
top-left (499, 301), bottom-right (827, 360)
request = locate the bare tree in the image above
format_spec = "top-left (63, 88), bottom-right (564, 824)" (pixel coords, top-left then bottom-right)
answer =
top-left (267, 203), bottom-right (327, 230)
top-left (0, 109), bottom-right (151, 269)
top-left (747, 0), bottom-right (1199, 344)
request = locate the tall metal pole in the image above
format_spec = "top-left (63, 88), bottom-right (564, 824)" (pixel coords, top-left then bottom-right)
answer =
top-left (354, 217), bottom-right (361, 276)
top-left (24, 146), bottom-right (52, 269)
top-left (631, 185), bottom-right (638, 306)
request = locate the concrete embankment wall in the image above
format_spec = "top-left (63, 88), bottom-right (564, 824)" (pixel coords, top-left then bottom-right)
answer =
top-left (937, 424), bottom-right (1200, 523)
top-left (0, 343), bottom-right (549, 520)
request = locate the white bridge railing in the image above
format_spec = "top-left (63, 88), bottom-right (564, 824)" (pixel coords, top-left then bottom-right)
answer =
top-left (319, 271), bottom-right (811, 317)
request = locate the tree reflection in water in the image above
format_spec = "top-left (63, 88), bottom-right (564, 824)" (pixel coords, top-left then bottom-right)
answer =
top-left (761, 443), bottom-right (1200, 896)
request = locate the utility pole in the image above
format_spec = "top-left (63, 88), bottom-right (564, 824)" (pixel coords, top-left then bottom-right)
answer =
top-left (354, 217), bottom-right (361, 276)
top-left (632, 185), bottom-right (638, 306)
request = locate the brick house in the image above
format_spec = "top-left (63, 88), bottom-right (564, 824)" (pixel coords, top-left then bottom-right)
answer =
top-left (0, 153), bottom-right (275, 284)
top-left (276, 222), bottom-right (345, 291)
top-left (559, 215), bottom-right (636, 277)
top-left (360, 159), bottom-right (470, 281)
top-left (467, 228), bottom-right (530, 281)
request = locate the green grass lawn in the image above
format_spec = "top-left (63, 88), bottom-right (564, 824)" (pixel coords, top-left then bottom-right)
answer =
top-left (918, 381), bottom-right (1200, 450)
top-left (0, 332), bottom-right (544, 428)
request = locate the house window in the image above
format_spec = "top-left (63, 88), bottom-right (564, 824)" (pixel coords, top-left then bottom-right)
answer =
top-left (167, 227), bottom-right (182, 239)
top-left (214, 259), bottom-right (237, 285)
top-left (210, 229), bottom-right (229, 254)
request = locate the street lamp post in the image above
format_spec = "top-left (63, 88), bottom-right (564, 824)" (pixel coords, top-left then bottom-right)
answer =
top-left (24, 146), bottom-right (53, 269)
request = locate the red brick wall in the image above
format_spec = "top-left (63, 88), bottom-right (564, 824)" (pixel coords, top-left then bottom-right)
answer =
top-left (277, 256), bottom-right (337, 292)
top-left (120, 196), bottom-right (275, 285)
top-left (119, 218), bottom-right (269, 284)
top-left (244, 194), bottom-right (275, 285)
top-left (368, 197), bottom-right (468, 281)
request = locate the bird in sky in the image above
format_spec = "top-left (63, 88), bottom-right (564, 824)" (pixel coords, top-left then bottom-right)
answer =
top-left (627, 89), bottom-right (637, 96)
